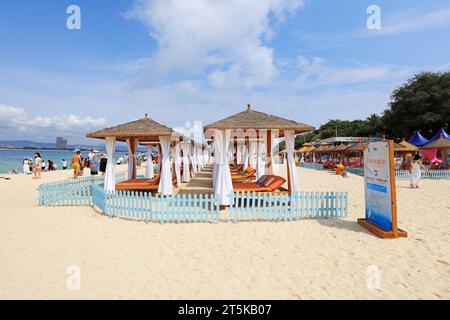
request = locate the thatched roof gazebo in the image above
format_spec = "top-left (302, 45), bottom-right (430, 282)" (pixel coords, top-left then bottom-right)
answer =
top-left (86, 114), bottom-right (176, 194)
top-left (87, 114), bottom-right (173, 142)
top-left (204, 104), bottom-right (314, 204)
top-left (204, 104), bottom-right (314, 134)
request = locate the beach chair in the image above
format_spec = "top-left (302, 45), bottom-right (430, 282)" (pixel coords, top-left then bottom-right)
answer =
top-left (115, 173), bottom-right (161, 191)
top-left (232, 175), bottom-right (287, 193)
top-left (231, 167), bottom-right (256, 181)
top-left (230, 164), bottom-right (244, 173)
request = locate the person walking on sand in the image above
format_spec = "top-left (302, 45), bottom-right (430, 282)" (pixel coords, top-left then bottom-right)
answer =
top-left (409, 154), bottom-right (430, 188)
top-left (71, 150), bottom-right (83, 178)
top-left (33, 153), bottom-right (42, 179)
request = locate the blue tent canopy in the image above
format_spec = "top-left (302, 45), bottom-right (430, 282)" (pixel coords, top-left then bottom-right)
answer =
top-left (429, 128), bottom-right (450, 142)
top-left (408, 131), bottom-right (429, 146)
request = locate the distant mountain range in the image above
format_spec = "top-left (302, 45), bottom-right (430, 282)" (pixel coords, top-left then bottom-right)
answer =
top-left (0, 140), bottom-right (133, 152)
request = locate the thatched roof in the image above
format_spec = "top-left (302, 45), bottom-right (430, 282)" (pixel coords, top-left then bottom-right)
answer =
top-left (421, 135), bottom-right (450, 149)
top-left (346, 142), bottom-right (367, 152)
top-left (313, 143), bottom-right (330, 153)
top-left (398, 139), bottom-right (418, 152)
top-left (333, 143), bottom-right (350, 152)
top-left (86, 114), bottom-right (173, 142)
top-left (204, 104), bottom-right (314, 134)
top-left (393, 143), bottom-right (407, 152)
top-left (297, 143), bottom-right (315, 153)
top-left (321, 145), bottom-right (337, 153)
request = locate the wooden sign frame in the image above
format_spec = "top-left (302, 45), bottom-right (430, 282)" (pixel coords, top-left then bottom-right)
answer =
top-left (357, 140), bottom-right (407, 239)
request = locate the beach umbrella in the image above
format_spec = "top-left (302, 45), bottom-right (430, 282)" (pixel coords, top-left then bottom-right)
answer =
top-left (408, 131), bottom-right (429, 146)
top-left (422, 134), bottom-right (450, 149)
top-left (393, 143), bottom-right (407, 152)
top-left (428, 128), bottom-right (450, 143)
top-left (398, 138), bottom-right (418, 152)
top-left (422, 134), bottom-right (450, 163)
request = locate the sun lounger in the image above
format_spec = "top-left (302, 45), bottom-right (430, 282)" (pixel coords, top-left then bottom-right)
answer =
top-left (232, 175), bottom-right (286, 193)
top-left (231, 167), bottom-right (256, 181)
top-left (115, 173), bottom-right (161, 191)
top-left (230, 164), bottom-right (244, 172)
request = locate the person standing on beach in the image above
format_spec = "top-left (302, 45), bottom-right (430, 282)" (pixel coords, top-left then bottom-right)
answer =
top-left (62, 159), bottom-right (67, 170)
top-left (88, 149), bottom-right (95, 168)
top-left (89, 154), bottom-right (99, 175)
top-left (33, 153), bottom-right (42, 179)
top-left (71, 150), bottom-right (83, 178)
top-left (409, 154), bottom-right (430, 188)
top-left (99, 154), bottom-right (107, 176)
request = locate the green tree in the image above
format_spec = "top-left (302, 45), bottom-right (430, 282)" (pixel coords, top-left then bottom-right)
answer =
top-left (382, 72), bottom-right (450, 138)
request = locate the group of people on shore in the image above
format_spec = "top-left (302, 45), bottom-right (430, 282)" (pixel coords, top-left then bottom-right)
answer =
top-left (28, 149), bottom-right (152, 179)
top-left (29, 150), bottom-right (108, 179)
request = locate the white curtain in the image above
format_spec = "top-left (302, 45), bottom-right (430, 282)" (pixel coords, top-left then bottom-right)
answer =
top-left (104, 137), bottom-right (116, 191)
top-left (197, 147), bottom-right (203, 171)
top-left (191, 145), bottom-right (197, 176)
top-left (126, 138), bottom-right (139, 179)
top-left (267, 130), bottom-right (277, 175)
top-left (285, 131), bottom-right (300, 194)
top-left (236, 142), bottom-right (242, 164)
top-left (213, 129), bottom-right (233, 205)
top-left (203, 149), bottom-right (208, 165)
top-left (249, 141), bottom-right (257, 168)
top-left (256, 140), bottom-right (266, 179)
top-left (243, 143), bottom-right (249, 169)
top-left (158, 136), bottom-right (173, 195)
top-left (174, 143), bottom-right (181, 187)
top-left (145, 145), bottom-right (154, 178)
top-left (181, 142), bottom-right (191, 182)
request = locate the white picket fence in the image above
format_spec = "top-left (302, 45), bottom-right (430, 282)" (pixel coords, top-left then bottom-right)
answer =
top-left (228, 191), bottom-right (348, 223)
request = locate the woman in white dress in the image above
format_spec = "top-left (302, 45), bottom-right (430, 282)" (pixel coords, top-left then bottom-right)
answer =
top-left (409, 154), bottom-right (430, 188)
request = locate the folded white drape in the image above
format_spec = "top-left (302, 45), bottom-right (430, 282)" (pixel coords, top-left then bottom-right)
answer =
top-left (104, 137), bottom-right (116, 191)
top-left (191, 146), bottom-right (197, 176)
top-left (197, 147), bottom-right (203, 171)
top-left (243, 143), bottom-right (249, 169)
top-left (145, 145), bottom-right (154, 178)
top-left (213, 129), bottom-right (233, 205)
top-left (256, 140), bottom-right (266, 180)
top-left (181, 142), bottom-right (191, 182)
top-left (249, 141), bottom-right (257, 168)
top-left (174, 143), bottom-right (181, 187)
top-left (158, 136), bottom-right (173, 195)
top-left (285, 130), bottom-right (300, 193)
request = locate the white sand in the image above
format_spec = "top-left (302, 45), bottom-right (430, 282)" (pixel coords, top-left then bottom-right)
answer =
top-left (0, 164), bottom-right (449, 299)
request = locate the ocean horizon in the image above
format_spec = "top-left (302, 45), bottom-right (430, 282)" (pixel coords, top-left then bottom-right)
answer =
top-left (0, 149), bottom-right (129, 174)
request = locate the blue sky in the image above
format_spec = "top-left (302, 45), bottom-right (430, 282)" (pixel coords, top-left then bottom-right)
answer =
top-left (1, 0), bottom-right (449, 143)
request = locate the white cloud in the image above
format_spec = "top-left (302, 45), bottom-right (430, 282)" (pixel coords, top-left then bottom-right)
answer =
top-left (126, 0), bottom-right (305, 88)
top-left (293, 56), bottom-right (409, 88)
top-left (0, 103), bottom-right (106, 136)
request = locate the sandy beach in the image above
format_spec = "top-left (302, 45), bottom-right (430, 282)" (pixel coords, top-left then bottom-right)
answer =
top-left (0, 165), bottom-right (449, 299)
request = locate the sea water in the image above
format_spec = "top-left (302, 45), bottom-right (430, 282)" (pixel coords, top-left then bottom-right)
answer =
top-left (0, 149), bottom-right (129, 174)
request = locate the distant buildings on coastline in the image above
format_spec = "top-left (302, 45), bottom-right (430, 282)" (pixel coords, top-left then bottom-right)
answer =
top-left (56, 137), bottom-right (68, 149)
